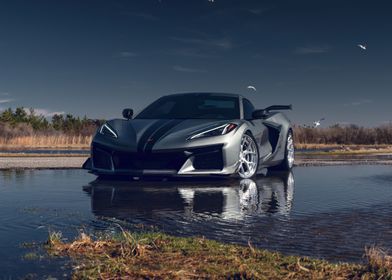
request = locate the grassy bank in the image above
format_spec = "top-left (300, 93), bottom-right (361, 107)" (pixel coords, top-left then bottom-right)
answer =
top-left (46, 230), bottom-right (392, 279)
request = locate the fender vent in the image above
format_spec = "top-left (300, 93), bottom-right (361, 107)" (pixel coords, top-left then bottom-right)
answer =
top-left (265, 124), bottom-right (280, 152)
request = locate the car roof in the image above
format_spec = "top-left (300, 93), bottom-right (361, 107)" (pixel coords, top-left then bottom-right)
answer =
top-left (162, 92), bottom-right (242, 99)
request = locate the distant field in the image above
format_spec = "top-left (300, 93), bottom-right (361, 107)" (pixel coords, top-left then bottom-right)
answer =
top-left (0, 135), bottom-right (91, 150)
top-left (296, 143), bottom-right (392, 153)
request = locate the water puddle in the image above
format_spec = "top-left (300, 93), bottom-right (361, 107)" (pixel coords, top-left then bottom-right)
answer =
top-left (0, 166), bottom-right (391, 277)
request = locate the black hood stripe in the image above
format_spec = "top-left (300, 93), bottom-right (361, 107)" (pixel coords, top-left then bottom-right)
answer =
top-left (137, 119), bottom-right (168, 152)
top-left (144, 119), bottom-right (185, 152)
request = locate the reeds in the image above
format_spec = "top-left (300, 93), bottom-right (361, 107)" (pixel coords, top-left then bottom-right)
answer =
top-left (0, 135), bottom-right (92, 149)
top-left (0, 118), bottom-right (97, 149)
top-left (365, 246), bottom-right (392, 278)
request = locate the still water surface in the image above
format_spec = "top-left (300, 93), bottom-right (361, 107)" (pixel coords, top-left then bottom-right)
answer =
top-left (0, 166), bottom-right (392, 278)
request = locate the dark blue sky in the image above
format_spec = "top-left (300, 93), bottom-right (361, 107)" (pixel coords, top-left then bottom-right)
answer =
top-left (0, 0), bottom-right (391, 126)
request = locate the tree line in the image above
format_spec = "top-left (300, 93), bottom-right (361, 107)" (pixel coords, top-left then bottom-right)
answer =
top-left (0, 107), bottom-right (104, 138)
top-left (294, 124), bottom-right (392, 145)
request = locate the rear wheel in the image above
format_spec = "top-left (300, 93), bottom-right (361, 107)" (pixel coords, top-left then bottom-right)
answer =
top-left (237, 133), bottom-right (259, 178)
top-left (273, 131), bottom-right (294, 171)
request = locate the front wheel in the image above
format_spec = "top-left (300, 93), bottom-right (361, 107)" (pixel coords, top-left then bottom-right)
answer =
top-left (237, 133), bottom-right (259, 178)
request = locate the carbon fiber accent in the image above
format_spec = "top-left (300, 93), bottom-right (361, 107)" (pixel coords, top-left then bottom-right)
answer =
top-left (137, 119), bottom-right (168, 152)
top-left (144, 119), bottom-right (184, 152)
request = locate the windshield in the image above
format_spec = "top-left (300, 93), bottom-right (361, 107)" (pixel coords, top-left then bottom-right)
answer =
top-left (135, 94), bottom-right (240, 119)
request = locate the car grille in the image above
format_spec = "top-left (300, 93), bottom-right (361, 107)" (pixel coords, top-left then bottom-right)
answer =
top-left (92, 143), bottom-right (223, 172)
top-left (112, 151), bottom-right (187, 170)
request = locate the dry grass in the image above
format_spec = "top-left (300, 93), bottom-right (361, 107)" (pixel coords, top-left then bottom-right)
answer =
top-left (296, 143), bottom-right (392, 150)
top-left (0, 153), bottom-right (88, 157)
top-left (46, 230), bottom-right (392, 280)
top-left (365, 246), bottom-right (392, 278)
top-left (296, 144), bottom-right (392, 155)
top-left (0, 135), bottom-right (91, 150)
top-left (1, 131), bottom-right (391, 153)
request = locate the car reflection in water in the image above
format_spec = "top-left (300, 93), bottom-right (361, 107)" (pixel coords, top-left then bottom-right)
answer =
top-left (83, 171), bottom-right (294, 222)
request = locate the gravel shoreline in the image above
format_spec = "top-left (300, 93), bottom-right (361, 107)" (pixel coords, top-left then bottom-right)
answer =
top-left (0, 156), bottom-right (88, 169)
top-left (0, 155), bottom-right (392, 170)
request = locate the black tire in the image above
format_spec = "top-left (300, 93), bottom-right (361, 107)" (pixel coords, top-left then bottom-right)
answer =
top-left (270, 130), bottom-right (294, 171)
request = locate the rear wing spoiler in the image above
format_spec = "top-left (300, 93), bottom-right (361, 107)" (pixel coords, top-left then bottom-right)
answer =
top-left (252, 104), bottom-right (292, 119)
top-left (264, 105), bottom-right (292, 112)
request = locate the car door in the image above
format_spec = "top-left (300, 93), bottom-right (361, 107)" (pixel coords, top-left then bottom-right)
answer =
top-left (242, 98), bottom-right (272, 159)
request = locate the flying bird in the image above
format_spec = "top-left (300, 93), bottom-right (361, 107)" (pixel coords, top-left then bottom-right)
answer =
top-left (247, 85), bottom-right (257, 92)
top-left (357, 44), bottom-right (367, 50)
top-left (313, 118), bottom-right (325, 128)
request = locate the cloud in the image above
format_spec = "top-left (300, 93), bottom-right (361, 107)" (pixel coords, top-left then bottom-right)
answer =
top-left (173, 65), bottom-right (207, 73)
top-left (38, 110), bottom-right (65, 117)
top-left (167, 48), bottom-right (218, 58)
top-left (118, 51), bottom-right (138, 58)
top-left (1, 92), bottom-right (10, 96)
top-left (123, 12), bottom-right (159, 21)
top-left (247, 8), bottom-right (271, 15)
top-left (248, 9), bottom-right (263, 15)
top-left (294, 46), bottom-right (330, 55)
top-left (171, 36), bottom-right (234, 50)
top-left (344, 99), bottom-right (372, 106)
top-left (25, 108), bottom-right (65, 117)
top-left (0, 99), bottom-right (13, 104)
top-left (335, 121), bottom-right (353, 126)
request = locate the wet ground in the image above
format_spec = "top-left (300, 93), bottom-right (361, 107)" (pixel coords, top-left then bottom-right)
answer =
top-left (1, 166), bottom-right (392, 278)
top-left (1, 152), bottom-right (392, 171)
top-left (0, 149), bottom-right (89, 155)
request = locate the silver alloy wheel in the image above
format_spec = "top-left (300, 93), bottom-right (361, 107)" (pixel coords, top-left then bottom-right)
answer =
top-left (286, 133), bottom-right (294, 168)
top-left (238, 134), bottom-right (258, 178)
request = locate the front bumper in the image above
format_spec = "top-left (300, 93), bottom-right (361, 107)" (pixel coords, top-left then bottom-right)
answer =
top-left (83, 142), bottom-right (239, 177)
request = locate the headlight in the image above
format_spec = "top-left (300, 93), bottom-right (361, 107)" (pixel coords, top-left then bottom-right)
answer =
top-left (99, 123), bottom-right (118, 138)
top-left (188, 123), bottom-right (238, 140)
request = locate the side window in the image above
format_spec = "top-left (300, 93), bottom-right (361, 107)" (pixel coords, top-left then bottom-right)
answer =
top-left (243, 99), bottom-right (255, 120)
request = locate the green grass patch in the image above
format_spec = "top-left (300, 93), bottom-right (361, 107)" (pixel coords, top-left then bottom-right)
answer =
top-left (22, 252), bottom-right (40, 261)
top-left (46, 230), bottom-right (392, 279)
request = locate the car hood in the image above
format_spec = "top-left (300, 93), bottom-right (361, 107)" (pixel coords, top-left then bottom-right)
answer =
top-left (94, 118), bottom-right (240, 152)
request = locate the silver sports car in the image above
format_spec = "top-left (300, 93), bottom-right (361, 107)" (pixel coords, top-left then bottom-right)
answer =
top-left (83, 92), bottom-right (294, 178)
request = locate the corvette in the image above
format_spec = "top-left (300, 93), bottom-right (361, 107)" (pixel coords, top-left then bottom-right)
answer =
top-left (83, 92), bottom-right (294, 178)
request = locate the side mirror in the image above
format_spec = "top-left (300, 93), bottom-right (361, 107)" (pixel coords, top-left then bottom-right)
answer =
top-left (252, 109), bottom-right (268, 119)
top-left (122, 108), bottom-right (133, 120)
